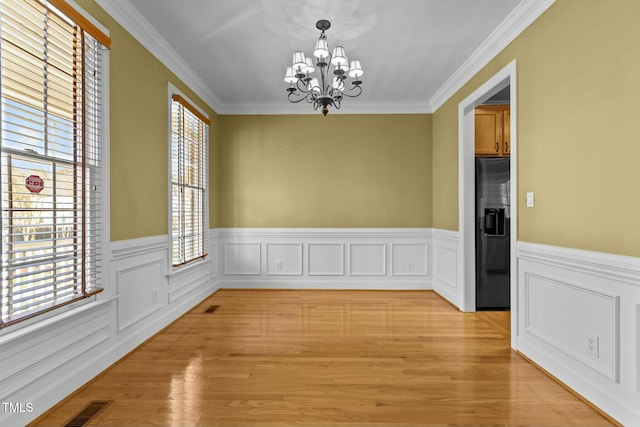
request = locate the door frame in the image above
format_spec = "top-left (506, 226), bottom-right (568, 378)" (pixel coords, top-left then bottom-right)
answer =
top-left (458, 60), bottom-right (518, 348)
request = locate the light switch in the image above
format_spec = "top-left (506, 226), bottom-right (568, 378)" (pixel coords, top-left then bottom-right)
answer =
top-left (526, 192), bottom-right (535, 208)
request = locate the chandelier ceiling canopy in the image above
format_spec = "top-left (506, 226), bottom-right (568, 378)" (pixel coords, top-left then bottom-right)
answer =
top-left (284, 19), bottom-right (363, 116)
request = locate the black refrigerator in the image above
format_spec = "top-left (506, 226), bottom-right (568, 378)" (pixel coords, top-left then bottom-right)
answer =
top-left (475, 157), bottom-right (510, 310)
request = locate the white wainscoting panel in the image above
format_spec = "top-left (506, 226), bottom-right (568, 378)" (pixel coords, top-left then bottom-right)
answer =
top-left (391, 243), bottom-right (428, 276)
top-left (308, 243), bottom-right (345, 276)
top-left (216, 228), bottom-right (432, 290)
top-left (266, 243), bottom-right (303, 276)
top-left (432, 229), bottom-right (460, 308)
top-left (112, 235), bottom-right (168, 332)
top-left (224, 243), bottom-right (261, 275)
top-left (349, 243), bottom-right (386, 276)
top-left (523, 272), bottom-right (619, 381)
top-left (517, 242), bottom-right (640, 426)
top-left (116, 258), bottom-right (165, 332)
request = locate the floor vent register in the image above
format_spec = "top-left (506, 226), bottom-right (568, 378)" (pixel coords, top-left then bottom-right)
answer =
top-left (63, 400), bottom-right (112, 427)
top-left (203, 305), bottom-right (219, 314)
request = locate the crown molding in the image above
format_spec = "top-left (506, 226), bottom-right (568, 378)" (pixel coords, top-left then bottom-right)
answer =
top-left (94, 0), bottom-right (222, 113)
top-left (218, 100), bottom-right (433, 115)
top-left (429, 0), bottom-right (556, 112)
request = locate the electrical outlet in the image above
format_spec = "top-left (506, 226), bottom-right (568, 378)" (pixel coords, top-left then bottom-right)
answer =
top-left (407, 261), bottom-right (414, 272)
top-left (152, 289), bottom-right (159, 304)
top-left (586, 335), bottom-right (599, 358)
top-left (276, 260), bottom-right (283, 270)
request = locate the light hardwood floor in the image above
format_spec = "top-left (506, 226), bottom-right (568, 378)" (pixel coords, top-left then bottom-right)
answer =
top-left (32, 289), bottom-right (617, 426)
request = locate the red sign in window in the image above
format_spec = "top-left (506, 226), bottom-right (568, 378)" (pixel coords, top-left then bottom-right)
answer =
top-left (25, 175), bottom-right (44, 193)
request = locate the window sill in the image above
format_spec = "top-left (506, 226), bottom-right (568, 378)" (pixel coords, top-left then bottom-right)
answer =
top-left (0, 295), bottom-right (118, 344)
top-left (166, 256), bottom-right (210, 280)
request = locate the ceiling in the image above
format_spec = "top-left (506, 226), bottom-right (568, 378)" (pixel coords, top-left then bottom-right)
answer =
top-left (120, 0), bottom-right (531, 114)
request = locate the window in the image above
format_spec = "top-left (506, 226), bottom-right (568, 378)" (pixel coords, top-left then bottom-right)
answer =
top-left (170, 93), bottom-right (209, 267)
top-left (0, 0), bottom-right (110, 327)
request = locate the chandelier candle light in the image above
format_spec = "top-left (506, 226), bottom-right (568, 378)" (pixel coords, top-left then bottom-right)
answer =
top-left (284, 19), bottom-right (363, 116)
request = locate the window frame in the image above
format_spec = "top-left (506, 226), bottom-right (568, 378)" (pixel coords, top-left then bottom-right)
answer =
top-left (167, 84), bottom-right (209, 270)
top-left (0, 0), bottom-right (110, 330)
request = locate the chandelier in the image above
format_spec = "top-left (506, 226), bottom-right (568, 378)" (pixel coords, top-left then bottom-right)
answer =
top-left (284, 19), bottom-right (363, 116)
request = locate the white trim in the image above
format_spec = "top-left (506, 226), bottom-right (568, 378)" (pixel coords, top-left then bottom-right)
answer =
top-left (458, 60), bottom-right (517, 348)
top-left (95, 0), bottom-right (221, 112)
top-left (517, 241), bottom-right (640, 285)
top-left (430, 0), bottom-right (555, 111)
top-left (431, 228), bottom-right (459, 244)
top-left (165, 256), bottom-right (210, 280)
top-left (111, 235), bottom-right (168, 261)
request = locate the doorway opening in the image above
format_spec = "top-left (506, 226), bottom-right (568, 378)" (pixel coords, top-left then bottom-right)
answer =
top-left (475, 90), bottom-right (510, 311)
top-left (458, 60), bottom-right (517, 348)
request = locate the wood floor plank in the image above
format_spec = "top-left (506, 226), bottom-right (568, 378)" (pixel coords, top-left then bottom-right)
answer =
top-left (31, 289), bottom-right (617, 426)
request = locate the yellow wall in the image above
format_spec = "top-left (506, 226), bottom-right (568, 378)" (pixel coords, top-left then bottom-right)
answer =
top-left (77, 0), bottom-right (219, 241)
top-left (433, 0), bottom-right (640, 257)
top-left (218, 115), bottom-right (432, 228)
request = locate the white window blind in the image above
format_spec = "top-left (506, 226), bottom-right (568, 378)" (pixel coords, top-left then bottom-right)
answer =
top-left (170, 94), bottom-right (208, 267)
top-left (0, 0), bottom-right (109, 327)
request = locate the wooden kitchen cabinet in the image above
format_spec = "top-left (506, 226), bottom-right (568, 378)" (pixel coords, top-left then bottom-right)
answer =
top-left (475, 104), bottom-right (510, 156)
